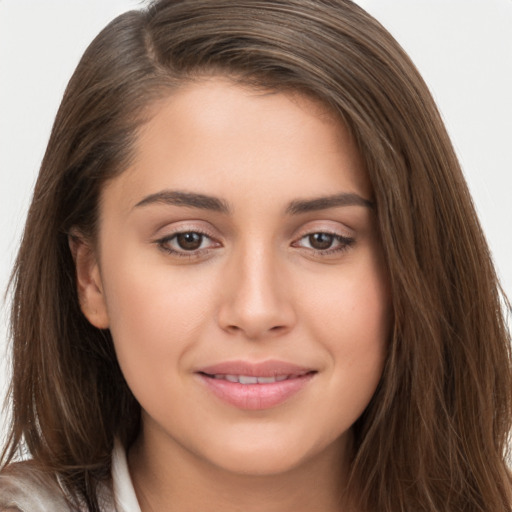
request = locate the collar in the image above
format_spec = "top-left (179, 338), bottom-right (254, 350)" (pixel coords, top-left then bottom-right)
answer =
top-left (111, 439), bottom-right (142, 512)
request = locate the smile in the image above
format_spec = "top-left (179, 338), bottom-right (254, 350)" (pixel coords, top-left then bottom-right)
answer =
top-left (196, 361), bottom-right (316, 410)
top-left (206, 373), bottom-right (306, 384)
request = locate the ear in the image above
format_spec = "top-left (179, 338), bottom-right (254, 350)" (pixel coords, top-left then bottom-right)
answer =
top-left (68, 233), bottom-right (110, 329)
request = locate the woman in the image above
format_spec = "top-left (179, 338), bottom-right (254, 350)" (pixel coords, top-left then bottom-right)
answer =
top-left (1, 0), bottom-right (511, 511)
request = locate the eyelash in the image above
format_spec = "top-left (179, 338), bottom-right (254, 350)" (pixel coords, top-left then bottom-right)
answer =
top-left (293, 232), bottom-right (355, 256)
top-left (155, 230), bottom-right (355, 259)
top-left (156, 229), bottom-right (218, 259)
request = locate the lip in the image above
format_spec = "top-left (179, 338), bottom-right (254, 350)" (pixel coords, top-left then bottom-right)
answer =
top-left (196, 360), bottom-right (316, 410)
top-left (198, 360), bottom-right (313, 378)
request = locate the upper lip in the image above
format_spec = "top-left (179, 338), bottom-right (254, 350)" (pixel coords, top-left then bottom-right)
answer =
top-left (197, 360), bottom-right (315, 378)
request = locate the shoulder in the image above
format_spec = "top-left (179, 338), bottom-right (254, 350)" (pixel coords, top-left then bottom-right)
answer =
top-left (0, 461), bottom-right (72, 512)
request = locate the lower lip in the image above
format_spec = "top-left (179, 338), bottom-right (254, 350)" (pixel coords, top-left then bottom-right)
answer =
top-left (198, 373), bottom-right (315, 410)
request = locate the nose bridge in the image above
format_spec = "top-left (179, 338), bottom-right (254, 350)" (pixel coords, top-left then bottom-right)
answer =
top-left (217, 238), bottom-right (295, 339)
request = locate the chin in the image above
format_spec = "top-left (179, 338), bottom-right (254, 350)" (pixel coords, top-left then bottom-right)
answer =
top-left (198, 428), bottom-right (337, 477)
top-left (211, 449), bottom-right (306, 477)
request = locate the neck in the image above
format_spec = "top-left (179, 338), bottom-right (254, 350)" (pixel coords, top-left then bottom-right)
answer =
top-left (128, 429), bottom-right (357, 512)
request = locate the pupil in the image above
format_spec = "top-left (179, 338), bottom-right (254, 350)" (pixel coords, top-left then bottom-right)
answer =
top-left (177, 232), bottom-right (202, 250)
top-left (309, 233), bottom-right (333, 250)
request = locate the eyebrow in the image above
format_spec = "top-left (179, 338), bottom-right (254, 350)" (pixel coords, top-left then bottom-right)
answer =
top-left (133, 190), bottom-right (373, 215)
top-left (285, 193), bottom-right (374, 214)
top-left (133, 190), bottom-right (231, 214)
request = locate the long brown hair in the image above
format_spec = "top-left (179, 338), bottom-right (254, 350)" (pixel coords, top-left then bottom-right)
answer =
top-left (2, 1), bottom-right (511, 510)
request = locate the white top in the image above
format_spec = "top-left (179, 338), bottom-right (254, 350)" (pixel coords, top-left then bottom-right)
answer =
top-left (110, 439), bottom-right (142, 512)
top-left (0, 440), bottom-right (142, 511)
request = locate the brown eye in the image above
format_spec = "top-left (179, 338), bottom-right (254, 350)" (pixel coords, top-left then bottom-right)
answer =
top-left (308, 233), bottom-right (334, 250)
top-left (157, 230), bottom-right (219, 258)
top-left (176, 232), bottom-right (204, 250)
top-left (293, 231), bottom-right (354, 256)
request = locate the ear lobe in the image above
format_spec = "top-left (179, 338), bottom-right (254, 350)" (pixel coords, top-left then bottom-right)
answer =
top-left (68, 234), bottom-right (110, 329)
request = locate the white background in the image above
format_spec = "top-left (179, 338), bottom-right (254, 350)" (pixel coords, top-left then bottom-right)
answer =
top-left (1, 0), bottom-right (511, 442)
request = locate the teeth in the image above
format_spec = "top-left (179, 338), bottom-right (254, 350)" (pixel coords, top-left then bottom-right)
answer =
top-left (257, 376), bottom-right (277, 384)
top-left (239, 375), bottom-right (258, 384)
top-left (211, 374), bottom-right (291, 384)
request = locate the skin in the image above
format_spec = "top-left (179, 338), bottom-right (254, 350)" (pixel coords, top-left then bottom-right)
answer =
top-left (73, 78), bottom-right (391, 511)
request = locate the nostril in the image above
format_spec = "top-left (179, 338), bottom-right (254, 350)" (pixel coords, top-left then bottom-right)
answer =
top-left (223, 323), bottom-right (288, 339)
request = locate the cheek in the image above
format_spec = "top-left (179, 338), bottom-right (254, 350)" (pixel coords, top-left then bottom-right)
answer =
top-left (306, 256), bottom-right (390, 349)
top-left (303, 253), bottom-right (391, 403)
top-left (328, 279), bottom-right (389, 377)
top-left (99, 252), bottom-right (218, 397)
top-left (103, 241), bottom-right (217, 333)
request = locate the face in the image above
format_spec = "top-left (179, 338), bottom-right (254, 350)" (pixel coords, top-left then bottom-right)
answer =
top-left (75, 78), bottom-right (390, 476)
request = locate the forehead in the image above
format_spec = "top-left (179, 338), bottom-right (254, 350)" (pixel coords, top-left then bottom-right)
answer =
top-left (101, 77), bottom-right (372, 213)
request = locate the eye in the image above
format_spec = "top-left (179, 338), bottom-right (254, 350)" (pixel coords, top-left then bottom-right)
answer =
top-left (175, 232), bottom-right (205, 251)
top-left (157, 230), bottom-right (219, 256)
top-left (304, 233), bottom-right (336, 250)
top-left (293, 231), bottom-right (354, 255)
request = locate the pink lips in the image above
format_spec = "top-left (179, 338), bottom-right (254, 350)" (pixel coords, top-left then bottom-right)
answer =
top-left (197, 360), bottom-right (316, 410)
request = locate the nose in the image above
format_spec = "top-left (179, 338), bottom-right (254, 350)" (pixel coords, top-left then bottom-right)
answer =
top-left (217, 245), bottom-right (296, 340)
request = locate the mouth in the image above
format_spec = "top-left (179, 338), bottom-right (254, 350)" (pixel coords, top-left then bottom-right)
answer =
top-left (196, 361), bottom-right (317, 410)
top-left (199, 372), bottom-right (314, 384)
